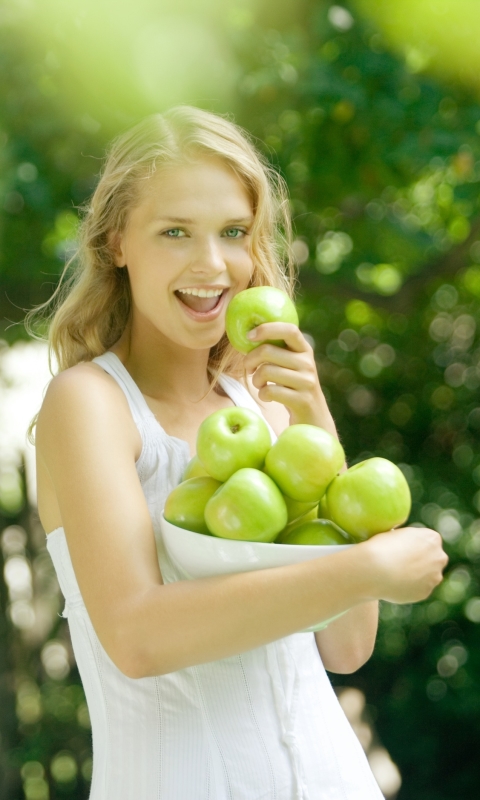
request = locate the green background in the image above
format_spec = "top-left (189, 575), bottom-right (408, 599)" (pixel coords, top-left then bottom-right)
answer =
top-left (1, 1), bottom-right (480, 797)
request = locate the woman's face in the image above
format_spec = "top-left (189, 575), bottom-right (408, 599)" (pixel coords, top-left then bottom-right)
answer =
top-left (114, 156), bottom-right (255, 352)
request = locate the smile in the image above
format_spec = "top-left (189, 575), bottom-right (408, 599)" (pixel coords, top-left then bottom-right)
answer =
top-left (174, 287), bottom-right (229, 320)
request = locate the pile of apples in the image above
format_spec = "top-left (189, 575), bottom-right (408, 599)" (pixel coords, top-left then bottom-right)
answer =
top-left (164, 409), bottom-right (412, 546)
top-left (164, 286), bottom-right (412, 546)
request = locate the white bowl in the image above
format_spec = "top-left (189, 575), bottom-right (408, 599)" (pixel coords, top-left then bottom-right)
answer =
top-left (160, 514), bottom-right (353, 632)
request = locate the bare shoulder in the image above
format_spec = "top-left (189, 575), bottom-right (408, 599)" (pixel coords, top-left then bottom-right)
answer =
top-left (35, 361), bottom-right (163, 677)
top-left (240, 373), bottom-right (290, 437)
top-left (36, 361), bottom-right (142, 464)
top-left (40, 360), bottom-right (124, 405)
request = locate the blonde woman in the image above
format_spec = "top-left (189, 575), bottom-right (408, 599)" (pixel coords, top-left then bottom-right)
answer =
top-left (30, 106), bottom-right (447, 799)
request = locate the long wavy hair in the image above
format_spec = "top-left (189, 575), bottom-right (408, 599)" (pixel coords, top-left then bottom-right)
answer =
top-left (25, 106), bottom-right (297, 440)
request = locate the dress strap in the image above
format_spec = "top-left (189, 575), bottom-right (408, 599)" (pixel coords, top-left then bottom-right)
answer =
top-left (92, 352), bottom-right (155, 427)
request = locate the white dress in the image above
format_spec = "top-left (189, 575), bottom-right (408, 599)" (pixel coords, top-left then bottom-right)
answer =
top-left (46, 351), bottom-right (384, 800)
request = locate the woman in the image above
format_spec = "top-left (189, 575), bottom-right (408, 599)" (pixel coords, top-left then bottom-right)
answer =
top-left (30, 106), bottom-right (447, 799)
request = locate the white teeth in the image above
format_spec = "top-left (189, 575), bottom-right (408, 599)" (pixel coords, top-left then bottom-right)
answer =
top-left (177, 288), bottom-right (224, 298)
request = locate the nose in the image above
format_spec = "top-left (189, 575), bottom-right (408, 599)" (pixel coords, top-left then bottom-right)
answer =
top-left (190, 235), bottom-right (226, 276)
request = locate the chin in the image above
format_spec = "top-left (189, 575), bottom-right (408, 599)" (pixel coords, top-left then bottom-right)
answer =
top-left (181, 331), bottom-right (226, 352)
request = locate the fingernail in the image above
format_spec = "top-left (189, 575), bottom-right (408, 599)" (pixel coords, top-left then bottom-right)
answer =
top-left (247, 329), bottom-right (257, 340)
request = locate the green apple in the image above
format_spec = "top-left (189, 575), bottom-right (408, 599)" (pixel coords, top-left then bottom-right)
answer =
top-left (264, 424), bottom-right (345, 503)
top-left (182, 455), bottom-right (209, 481)
top-left (205, 468), bottom-right (288, 542)
top-left (317, 493), bottom-right (332, 520)
top-left (164, 476), bottom-right (221, 535)
top-left (283, 495), bottom-right (318, 523)
top-left (197, 406), bottom-right (272, 482)
top-left (277, 518), bottom-right (354, 546)
top-left (275, 511), bottom-right (327, 543)
top-left (225, 286), bottom-right (299, 354)
top-left (325, 457), bottom-right (412, 541)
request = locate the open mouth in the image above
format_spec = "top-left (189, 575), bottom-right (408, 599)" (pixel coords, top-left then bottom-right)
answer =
top-left (175, 288), bottom-right (227, 315)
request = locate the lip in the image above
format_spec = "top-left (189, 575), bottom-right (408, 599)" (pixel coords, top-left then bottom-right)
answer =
top-left (174, 287), bottom-right (230, 322)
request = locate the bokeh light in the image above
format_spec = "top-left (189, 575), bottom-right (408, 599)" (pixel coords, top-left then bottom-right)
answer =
top-left (20, 761), bottom-right (49, 800)
top-left (50, 751), bottom-right (78, 784)
top-left (337, 687), bottom-right (402, 798)
top-left (41, 641), bottom-right (71, 681)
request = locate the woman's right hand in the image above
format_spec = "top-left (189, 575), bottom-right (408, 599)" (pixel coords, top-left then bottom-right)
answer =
top-left (361, 526), bottom-right (449, 605)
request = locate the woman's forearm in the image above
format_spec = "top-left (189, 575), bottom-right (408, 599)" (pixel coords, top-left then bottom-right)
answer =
top-left (117, 545), bottom-right (376, 678)
top-left (314, 601), bottom-right (379, 674)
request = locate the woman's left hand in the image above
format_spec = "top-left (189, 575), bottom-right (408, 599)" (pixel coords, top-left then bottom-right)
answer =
top-left (243, 322), bottom-right (338, 436)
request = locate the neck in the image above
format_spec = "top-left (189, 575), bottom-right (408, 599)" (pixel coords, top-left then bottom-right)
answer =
top-left (111, 321), bottom-right (214, 403)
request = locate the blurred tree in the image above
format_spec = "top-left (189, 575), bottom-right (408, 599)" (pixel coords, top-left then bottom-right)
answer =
top-left (229, 3), bottom-right (480, 798)
top-left (1, 1), bottom-right (480, 798)
top-left (354, 0), bottom-right (480, 94)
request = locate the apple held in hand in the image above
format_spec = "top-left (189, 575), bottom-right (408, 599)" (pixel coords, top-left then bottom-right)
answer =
top-left (277, 518), bottom-right (354, 546)
top-left (197, 406), bottom-right (272, 482)
top-left (225, 286), bottom-right (299, 354)
top-left (325, 457), bottom-right (412, 541)
top-left (205, 468), bottom-right (288, 542)
top-left (265, 424), bottom-right (345, 503)
top-left (164, 477), bottom-right (221, 535)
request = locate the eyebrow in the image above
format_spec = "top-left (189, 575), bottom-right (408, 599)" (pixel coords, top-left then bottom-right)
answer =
top-left (157, 216), bottom-right (254, 225)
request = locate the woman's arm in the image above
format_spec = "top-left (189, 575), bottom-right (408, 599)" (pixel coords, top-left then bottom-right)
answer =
top-left (314, 602), bottom-right (379, 673)
top-left (248, 372), bottom-right (378, 674)
top-left (128, 526), bottom-right (443, 678)
top-left (37, 364), bottom-right (446, 679)
top-left (243, 323), bottom-right (379, 673)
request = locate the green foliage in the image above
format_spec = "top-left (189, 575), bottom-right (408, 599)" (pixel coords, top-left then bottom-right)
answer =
top-left (1, 1), bottom-right (480, 798)
top-left (229, 5), bottom-right (480, 797)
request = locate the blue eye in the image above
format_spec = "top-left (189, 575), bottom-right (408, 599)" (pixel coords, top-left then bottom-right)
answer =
top-left (224, 228), bottom-right (245, 238)
top-left (164, 229), bottom-right (184, 237)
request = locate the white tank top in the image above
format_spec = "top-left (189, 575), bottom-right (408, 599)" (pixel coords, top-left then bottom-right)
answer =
top-left (46, 351), bottom-right (384, 800)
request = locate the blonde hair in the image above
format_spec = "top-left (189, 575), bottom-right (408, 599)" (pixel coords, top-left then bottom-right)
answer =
top-left (26, 106), bottom-right (297, 439)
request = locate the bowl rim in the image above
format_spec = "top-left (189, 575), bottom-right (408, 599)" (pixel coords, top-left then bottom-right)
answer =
top-left (161, 512), bottom-right (354, 551)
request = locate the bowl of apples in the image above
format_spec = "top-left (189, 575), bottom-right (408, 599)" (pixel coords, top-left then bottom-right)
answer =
top-left (160, 287), bottom-right (412, 632)
top-left (160, 408), bottom-right (411, 631)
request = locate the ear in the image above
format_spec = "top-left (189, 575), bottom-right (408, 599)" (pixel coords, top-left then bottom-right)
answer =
top-left (108, 229), bottom-right (126, 267)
